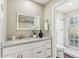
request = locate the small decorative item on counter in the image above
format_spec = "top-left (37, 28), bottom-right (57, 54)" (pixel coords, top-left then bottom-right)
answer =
top-left (11, 35), bottom-right (16, 40)
top-left (38, 30), bottom-right (43, 38)
top-left (18, 34), bottom-right (25, 39)
top-left (32, 28), bottom-right (37, 38)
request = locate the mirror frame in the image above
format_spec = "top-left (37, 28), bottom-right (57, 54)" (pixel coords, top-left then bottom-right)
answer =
top-left (17, 12), bottom-right (40, 30)
top-left (17, 12), bottom-right (34, 30)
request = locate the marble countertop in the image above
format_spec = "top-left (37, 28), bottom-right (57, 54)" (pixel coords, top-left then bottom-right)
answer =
top-left (2, 37), bottom-right (50, 48)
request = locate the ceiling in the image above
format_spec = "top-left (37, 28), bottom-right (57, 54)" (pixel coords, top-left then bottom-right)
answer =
top-left (56, 0), bottom-right (79, 13)
top-left (32, 0), bottom-right (50, 5)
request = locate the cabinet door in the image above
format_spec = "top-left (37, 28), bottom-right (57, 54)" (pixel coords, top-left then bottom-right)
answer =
top-left (4, 53), bottom-right (21, 58)
top-left (22, 49), bottom-right (32, 58)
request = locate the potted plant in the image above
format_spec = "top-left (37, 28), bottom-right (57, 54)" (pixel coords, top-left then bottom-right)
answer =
top-left (32, 28), bottom-right (37, 38)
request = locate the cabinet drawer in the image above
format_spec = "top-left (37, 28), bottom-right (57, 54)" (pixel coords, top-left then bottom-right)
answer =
top-left (32, 46), bottom-right (44, 58)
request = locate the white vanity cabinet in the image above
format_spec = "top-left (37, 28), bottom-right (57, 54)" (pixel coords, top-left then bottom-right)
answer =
top-left (2, 39), bottom-right (51, 58)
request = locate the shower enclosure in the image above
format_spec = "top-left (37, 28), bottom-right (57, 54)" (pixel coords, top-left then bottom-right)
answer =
top-left (53, 0), bottom-right (79, 58)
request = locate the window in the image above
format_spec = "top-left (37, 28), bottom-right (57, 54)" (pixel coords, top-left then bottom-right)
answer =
top-left (68, 16), bottom-right (79, 47)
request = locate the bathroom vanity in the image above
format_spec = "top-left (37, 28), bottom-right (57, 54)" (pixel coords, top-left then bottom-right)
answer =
top-left (0, 0), bottom-right (52, 58)
top-left (1, 37), bottom-right (51, 58)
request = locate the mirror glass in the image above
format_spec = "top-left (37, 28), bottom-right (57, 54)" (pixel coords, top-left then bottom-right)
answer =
top-left (18, 15), bottom-right (34, 28)
top-left (17, 13), bottom-right (40, 30)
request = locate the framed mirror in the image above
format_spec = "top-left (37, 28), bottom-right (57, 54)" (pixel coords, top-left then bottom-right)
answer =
top-left (17, 13), bottom-right (40, 30)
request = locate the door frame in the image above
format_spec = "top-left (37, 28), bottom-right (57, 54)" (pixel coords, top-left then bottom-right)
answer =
top-left (51, 0), bottom-right (68, 57)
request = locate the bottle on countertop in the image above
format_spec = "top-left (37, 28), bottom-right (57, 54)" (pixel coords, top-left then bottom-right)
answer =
top-left (38, 30), bottom-right (43, 38)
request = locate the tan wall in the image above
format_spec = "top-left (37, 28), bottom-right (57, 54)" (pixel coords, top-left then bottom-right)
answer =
top-left (0, 0), bottom-right (7, 42)
top-left (44, 0), bottom-right (59, 36)
top-left (56, 11), bottom-right (65, 45)
top-left (7, 0), bottom-right (44, 39)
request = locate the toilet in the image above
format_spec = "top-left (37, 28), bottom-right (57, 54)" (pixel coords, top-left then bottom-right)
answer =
top-left (56, 45), bottom-right (65, 58)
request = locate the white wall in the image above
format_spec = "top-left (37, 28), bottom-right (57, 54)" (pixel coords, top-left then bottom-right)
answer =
top-left (7, 0), bottom-right (44, 39)
top-left (55, 11), bottom-right (65, 46)
top-left (0, 0), bottom-right (7, 42)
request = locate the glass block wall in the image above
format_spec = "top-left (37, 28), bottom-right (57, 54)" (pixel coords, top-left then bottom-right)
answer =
top-left (68, 16), bottom-right (79, 47)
